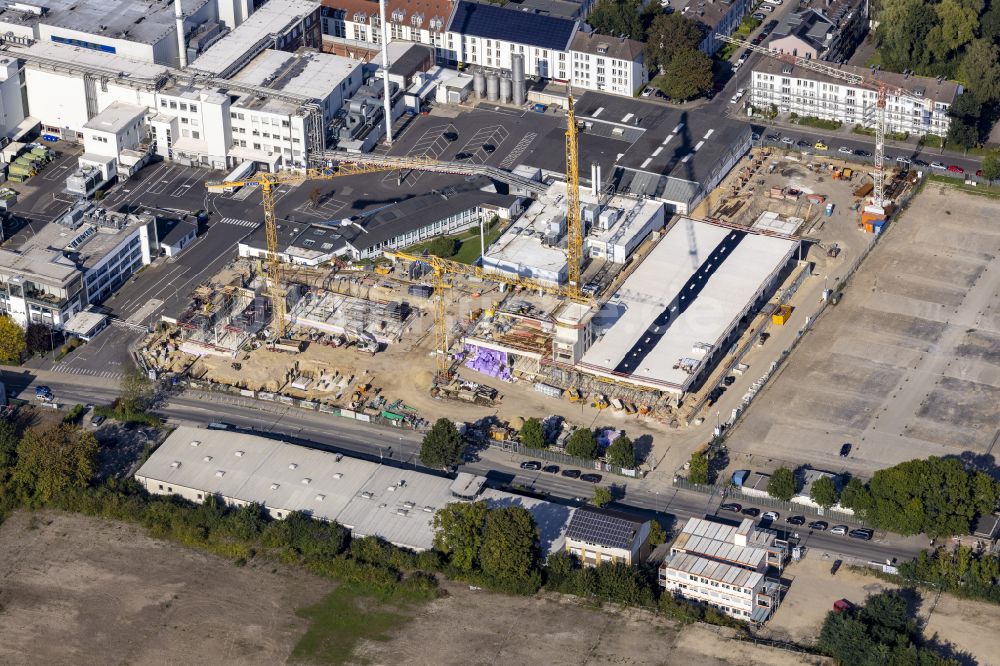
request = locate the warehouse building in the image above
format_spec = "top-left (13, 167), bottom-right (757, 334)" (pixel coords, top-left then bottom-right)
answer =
top-left (659, 517), bottom-right (786, 622)
top-left (135, 426), bottom-right (575, 554)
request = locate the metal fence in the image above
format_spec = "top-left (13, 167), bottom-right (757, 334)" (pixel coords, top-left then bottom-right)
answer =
top-left (490, 439), bottom-right (638, 478)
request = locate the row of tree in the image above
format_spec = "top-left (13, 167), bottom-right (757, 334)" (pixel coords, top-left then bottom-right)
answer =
top-left (0, 316), bottom-right (58, 363)
top-left (898, 545), bottom-right (1000, 603)
top-left (521, 418), bottom-right (637, 467)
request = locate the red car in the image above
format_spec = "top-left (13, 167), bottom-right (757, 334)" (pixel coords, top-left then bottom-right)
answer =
top-left (947, 165), bottom-right (964, 174)
top-left (976, 169), bottom-right (983, 177)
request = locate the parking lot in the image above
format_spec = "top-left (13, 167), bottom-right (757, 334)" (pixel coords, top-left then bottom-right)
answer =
top-left (726, 185), bottom-right (1000, 478)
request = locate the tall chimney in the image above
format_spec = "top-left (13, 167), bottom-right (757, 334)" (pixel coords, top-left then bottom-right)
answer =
top-left (379, 0), bottom-right (393, 146)
top-left (591, 163), bottom-right (598, 196)
top-left (174, 0), bottom-right (187, 68)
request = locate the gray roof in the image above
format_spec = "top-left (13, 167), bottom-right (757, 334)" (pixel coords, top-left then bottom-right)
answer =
top-left (570, 32), bottom-right (644, 62)
top-left (771, 9), bottom-right (835, 51)
top-left (156, 215), bottom-right (198, 246)
top-left (565, 506), bottom-right (646, 549)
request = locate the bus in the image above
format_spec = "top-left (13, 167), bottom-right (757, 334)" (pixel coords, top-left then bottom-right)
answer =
top-left (221, 160), bottom-right (256, 193)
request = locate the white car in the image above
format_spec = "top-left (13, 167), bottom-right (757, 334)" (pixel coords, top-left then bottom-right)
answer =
top-left (641, 87), bottom-right (654, 97)
top-left (762, 511), bottom-right (780, 521)
top-left (831, 525), bottom-right (849, 535)
top-left (760, 4), bottom-right (774, 11)
top-left (895, 155), bottom-right (911, 164)
top-left (838, 146), bottom-right (853, 155)
top-left (930, 161), bottom-right (947, 170)
top-left (763, 0), bottom-right (783, 4)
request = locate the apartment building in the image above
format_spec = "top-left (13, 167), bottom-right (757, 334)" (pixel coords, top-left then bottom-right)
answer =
top-left (321, 0), bottom-right (452, 62)
top-left (768, 0), bottom-right (868, 63)
top-left (569, 32), bottom-right (645, 97)
top-left (659, 517), bottom-right (786, 622)
top-left (750, 60), bottom-right (962, 138)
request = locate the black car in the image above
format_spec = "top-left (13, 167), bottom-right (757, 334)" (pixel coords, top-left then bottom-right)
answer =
top-left (520, 461), bottom-right (542, 470)
top-left (482, 143), bottom-right (496, 153)
top-left (764, 19), bottom-right (778, 31)
top-left (741, 507), bottom-right (761, 517)
top-left (849, 528), bottom-right (874, 541)
top-left (840, 442), bottom-right (852, 457)
top-left (831, 559), bottom-right (843, 575)
top-left (751, 35), bottom-right (764, 45)
top-left (720, 502), bottom-right (743, 513)
top-left (443, 131), bottom-right (458, 142)
top-left (723, 375), bottom-right (736, 386)
top-left (765, 133), bottom-right (780, 141)
top-left (542, 464), bottom-right (560, 474)
top-left (580, 473), bottom-right (603, 483)
top-left (561, 469), bottom-right (581, 479)
top-left (797, 139), bottom-right (811, 148)
top-left (854, 149), bottom-right (872, 157)
top-left (455, 152), bottom-right (473, 160)
top-left (914, 159), bottom-right (929, 167)
top-left (809, 520), bottom-right (829, 531)
top-left (786, 515), bottom-right (806, 525)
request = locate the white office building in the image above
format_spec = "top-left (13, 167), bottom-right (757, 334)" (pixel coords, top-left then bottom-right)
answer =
top-left (750, 60), bottom-right (962, 138)
top-left (76, 102), bottom-right (153, 187)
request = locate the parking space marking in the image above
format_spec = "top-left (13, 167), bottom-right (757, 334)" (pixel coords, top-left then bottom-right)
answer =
top-left (456, 124), bottom-right (510, 166)
top-left (499, 131), bottom-right (537, 169)
top-left (387, 123), bottom-right (457, 187)
top-left (294, 196), bottom-right (349, 220)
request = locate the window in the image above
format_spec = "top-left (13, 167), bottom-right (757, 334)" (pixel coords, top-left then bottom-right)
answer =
top-left (197, 493), bottom-right (203, 500)
top-left (169, 101), bottom-right (177, 109)
top-left (180, 103), bottom-right (188, 111)
top-left (192, 131), bottom-right (200, 139)
top-left (160, 99), bottom-right (167, 108)
top-left (190, 104), bottom-right (198, 112)
top-left (158, 484), bottom-right (163, 490)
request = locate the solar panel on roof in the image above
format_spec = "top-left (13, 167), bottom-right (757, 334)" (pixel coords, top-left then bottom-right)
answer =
top-left (448, 1), bottom-right (577, 51)
top-left (566, 508), bottom-right (640, 550)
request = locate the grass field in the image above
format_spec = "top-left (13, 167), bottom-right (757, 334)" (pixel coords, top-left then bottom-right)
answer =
top-left (405, 219), bottom-right (504, 264)
top-left (927, 173), bottom-right (1000, 198)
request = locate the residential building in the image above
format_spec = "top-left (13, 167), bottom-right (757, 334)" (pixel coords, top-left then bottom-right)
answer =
top-left (659, 517), bottom-right (787, 622)
top-left (564, 506), bottom-right (651, 566)
top-left (135, 426), bottom-right (576, 554)
top-left (320, 0), bottom-right (452, 63)
top-left (671, 0), bottom-right (753, 55)
top-left (768, 0), bottom-right (868, 63)
top-left (750, 60), bottom-right (962, 138)
top-left (570, 33), bottom-right (645, 97)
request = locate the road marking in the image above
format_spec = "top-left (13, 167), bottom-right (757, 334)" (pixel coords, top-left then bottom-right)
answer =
top-left (218, 217), bottom-right (258, 228)
top-left (499, 132), bottom-right (537, 169)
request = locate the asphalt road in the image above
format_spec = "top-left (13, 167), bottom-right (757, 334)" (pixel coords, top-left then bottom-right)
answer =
top-left (6, 369), bottom-right (926, 566)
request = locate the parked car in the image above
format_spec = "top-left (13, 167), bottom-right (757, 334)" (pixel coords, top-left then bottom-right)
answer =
top-left (580, 473), bottom-right (603, 483)
top-left (808, 520), bottom-right (828, 531)
top-left (797, 139), bottom-right (811, 148)
top-left (914, 159), bottom-right (929, 167)
top-left (839, 442), bottom-right (852, 457)
top-left (729, 88), bottom-right (746, 104)
top-left (831, 559), bottom-right (843, 575)
top-left (482, 143), bottom-right (496, 153)
top-left (781, 137), bottom-right (793, 145)
top-left (34, 386), bottom-right (53, 401)
top-left (854, 149), bottom-right (872, 157)
top-left (641, 87), bottom-right (655, 97)
top-left (765, 133), bottom-right (780, 141)
top-left (895, 155), bottom-right (911, 164)
top-left (833, 598), bottom-right (853, 613)
top-left (443, 131), bottom-right (458, 142)
top-left (455, 152), bottom-right (473, 161)
top-left (838, 146), bottom-right (853, 155)
top-left (90, 414), bottom-right (106, 427)
top-left (761, 511), bottom-right (779, 521)
top-left (849, 528), bottom-right (874, 541)
top-left (976, 169), bottom-right (984, 177)
top-left (561, 469), bottom-right (581, 479)
top-left (720, 502), bottom-right (743, 513)
top-left (520, 461), bottom-right (542, 470)
top-left (947, 164), bottom-right (964, 174)
top-left (814, 141), bottom-right (829, 151)
top-left (764, 19), bottom-right (778, 31)
top-left (741, 507), bottom-right (761, 517)
top-left (831, 525), bottom-right (849, 535)
top-left (929, 161), bottom-right (947, 170)
top-left (786, 515), bottom-right (806, 525)
top-left (759, 3), bottom-right (773, 11)
top-left (542, 465), bottom-right (560, 474)
top-left (752, 12), bottom-right (766, 21)
top-left (723, 375), bottom-right (736, 386)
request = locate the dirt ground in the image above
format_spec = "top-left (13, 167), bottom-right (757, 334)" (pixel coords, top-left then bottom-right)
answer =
top-left (0, 510), bottom-right (332, 666)
top-left (767, 553), bottom-right (1000, 665)
top-left (360, 581), bottom-right (830, 666)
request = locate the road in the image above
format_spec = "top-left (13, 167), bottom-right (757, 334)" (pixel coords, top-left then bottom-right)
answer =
top-left (7, 369), bottom-right (927, 566)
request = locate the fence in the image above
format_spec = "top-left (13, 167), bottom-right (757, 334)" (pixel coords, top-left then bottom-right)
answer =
top-left (672, 476), bottom-right (864, 526)
top-left (490, 439), bottom-right (638, 478)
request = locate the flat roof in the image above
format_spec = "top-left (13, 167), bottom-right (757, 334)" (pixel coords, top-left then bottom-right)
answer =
top-left (663, 552), bottom-right (765, 589)
top-left (19, 40), bottom-right (169, 84)
top-left (581, 219), bottom-right (796, 391)
top-left (232, 49), bottom-right (362, 97)
top-left (0, 247), bottom-right (77, 284)
top-left (190, 0), bottom-right (320, 77)
top-left (671, 517), bottom-right (772, 568)
top-left (0, 0), bottom-right (210, 45)
top-left (751, 211), bottom-right (803, 235)
top-left (62, 309), bottom-right (107, 336)
top-left (136, 426), bottom-right (573, 553)
top-left (83, 101), bottom-right (146, 134)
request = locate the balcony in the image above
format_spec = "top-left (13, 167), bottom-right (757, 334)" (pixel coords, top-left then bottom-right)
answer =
top-left (24, 288), bottom-right (68, 307)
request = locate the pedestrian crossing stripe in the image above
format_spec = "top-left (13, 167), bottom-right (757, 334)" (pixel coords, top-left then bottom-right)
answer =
top-left (219, 218), bottom-right (258, 228)
top-left (52, 365), bottom-right (123, 380)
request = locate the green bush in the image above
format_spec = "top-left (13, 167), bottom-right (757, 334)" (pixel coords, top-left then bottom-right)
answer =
top-left (794, 115), bottom-right (842, 130)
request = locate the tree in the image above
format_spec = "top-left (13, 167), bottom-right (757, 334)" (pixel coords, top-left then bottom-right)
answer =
top-left (0, 417), bottom-right (21, 477)
top-left (958, 40), bottom-right (1000, 103)
top-left (840, 477), bottom-right (873, 516)
top-left (432, 501), bottom-right (488, 572)
top-left (648, 520), bottom-right (668, 547)
top-left (876, 0), bottom-right (938, 74)
top-left (119, 366), bottom-right (154, 416)
top-left (519, 417), bottom-right (545, 449)
top-left (587, 0), bottom-right (646, 41)
top-left (810, 475), bottom-right (840, 509)
top-left (479, 505), bottom-right (541, 594)
top-left (419, 418), bottom-right (466, 469)
top-left (565, 428), bottom-right (598, 459)
top-left (979, 152), bottom-right (1000, 182)
top-left (645, 13), bottom-right (704, 73)
top-left (659, 48), bottom-right (714, 101)
top-left (767, 467), bottom-right (796, 501)
top-left (605, 434), bottom-right (634, 468)
top-left (25, 322), bottom-right (53, 356)
top-left (0, 315), bottom-right (25, 363)
top-left (425, 236), bottom-right (458, 258)
top-left (688, 452), bottom-right (709, 485)
top-left (947, 92), bottom-right (982, 148)
top-left (591, 486), bottom-right (612, 507)
top-left (12, 423), bottom-right (98, 502)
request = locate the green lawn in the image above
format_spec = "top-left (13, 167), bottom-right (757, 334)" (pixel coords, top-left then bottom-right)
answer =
top-left (292, 585), bottom-right (417, 665)
top-left (927, 174), bottom-right (1000, 199)
top-left (405, 219), bottom-right (504, 265)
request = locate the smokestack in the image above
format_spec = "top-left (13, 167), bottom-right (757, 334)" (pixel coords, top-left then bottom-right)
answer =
top-left (591, 163), bottom-right (598, 196)
top-left (595, 164), bottom-right (602, 196)
top-left (379, 0), bottom-right (393, 146)
top-left (174, 0), bottom-right (187, 68)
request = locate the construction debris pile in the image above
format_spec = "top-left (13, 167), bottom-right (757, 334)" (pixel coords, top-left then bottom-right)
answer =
top-left (463, 345), bottom-right (512, 381)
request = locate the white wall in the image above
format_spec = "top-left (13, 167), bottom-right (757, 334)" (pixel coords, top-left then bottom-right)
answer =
top-left (25, 68), bottom-right (89, 133)
top-left (217, 0), bottom-right (255, 28)
top-left (0, 58), bottom-right (26, 137)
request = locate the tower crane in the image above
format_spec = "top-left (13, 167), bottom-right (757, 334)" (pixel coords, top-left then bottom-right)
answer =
top-left (565, 93), bottom-right (584, 302)
top-left (716, 33), bottom-right (932, 218)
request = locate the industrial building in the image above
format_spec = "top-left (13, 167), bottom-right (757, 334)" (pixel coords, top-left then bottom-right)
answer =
top-left (750, 59), bottom-right (961, 138)
top-left (135, 426), bottom-right (576, 554)
top-left (70, 102), bottom-right (154, 196)
top-left (659, 517), bottom-right (786, 623)
top-left (564, 506), bottom-right (651, 566)
top-left (575, 219), bottom-right (798, 394)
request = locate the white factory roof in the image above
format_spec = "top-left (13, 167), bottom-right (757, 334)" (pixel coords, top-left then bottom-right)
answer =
top-left (663, 552), bottom-right (765, 589)
top-left (83, 102), bottom-right (147, 134)
top-left (189, 0), bottom-right (319, 77)
top-left (136, 426), bottom-right (573, 553)
top-left (232, 49), bottom-right (361, 97)
top-left (18, 40), bottom-right (169, 83)
top-left (587, 195), bottom-right (663, 247)
top-left (671, 517), bottom-right (773, 568)
top-left (581, 219), bottom-right (797, 391)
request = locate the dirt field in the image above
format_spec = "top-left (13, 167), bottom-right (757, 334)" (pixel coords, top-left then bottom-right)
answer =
top-left (767, 552), bottom-right (1000, 665)
top-left (726, 185), bottom-right (1000, 478)
top-left (0, 510), bottom-right (332, 665)
top-left (360, 582), bottom-right (830, 666)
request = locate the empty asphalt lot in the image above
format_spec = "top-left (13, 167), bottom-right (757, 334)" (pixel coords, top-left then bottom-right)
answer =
top-left (727, 184), bottom-right (1000, 478)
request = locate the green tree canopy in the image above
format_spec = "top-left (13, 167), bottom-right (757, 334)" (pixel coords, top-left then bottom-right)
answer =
top-left (565, 428), bottom-right (598, 460)
top-left (979, 152), bottom-right (1000, 182)
top-left (479, 506), bottom-right (541, 594)
top-left (658, 48), bottom-right (713, 101)
top-left (425, 236), bottom-right (458, 259)
top-left (519, 417), bottom-right (545, 449)
top-left (605, 435), bottom-right (635, 469)
top-left (645, 13), bottom-right (704, 73)
top-left (840, 476), bottom-right (874, 516)
top-left (591, 486), bottom-right (612, 507)
top-left (810, 475), bottom-right (840, 509)
top-left (25, 322), bottom-right (53, 356)
top-left (0, 315), bottom-right (25, 363)
top-left (433, 501), bottom-right (488, 572)
top-left (587, 0), bottom-right (650, 41)
top-left (767, 467), bottom-right (796, 501)
top-left (688, 452), bottom-right (709, 485)
top-left (119, 366), bottom-right (155, 417)
top-left (420, 418), bottom-right (466, 469)
top-left (958, 39), bottom-right (1000, 103)
top-left (13, 423), bottom-right (98, 502)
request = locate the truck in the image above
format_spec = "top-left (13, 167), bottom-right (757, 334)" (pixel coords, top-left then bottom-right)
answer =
top-left (8, 162), bottom-right (36, 182)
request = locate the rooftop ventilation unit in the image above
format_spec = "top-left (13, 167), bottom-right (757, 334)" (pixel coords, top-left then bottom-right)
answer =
top-left (203, 456), bottom-right (213, 462)
top-left (333, 472), bottom-right (343, 479)
top-left (301, 478), bottom-right (312, 485)
top-left (288, 463), bottom-right (298, 470)
top-left (235, 450), bottom-right (245, 457)
top-left (170, 460), bottom-right (181, 468)
top-left (215, 470), bottom-right (225, 477)
top-left (361, 491), bottom-right (374, 499)
top-left (190, 440), bottom-right (201, 447)
top-left (315, 494), bottom-right (326, 501)
top-left (270, 483), bottom-right (280, 490)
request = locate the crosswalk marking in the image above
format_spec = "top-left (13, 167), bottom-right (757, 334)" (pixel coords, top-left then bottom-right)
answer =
top-left (218, 217), bottom-right (258, 228)
top-left (52, 365), bottom-right (123, 380)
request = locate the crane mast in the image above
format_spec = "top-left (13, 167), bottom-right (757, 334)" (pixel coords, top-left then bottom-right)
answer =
top-left (565, 94), bottom-right (583, 301)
